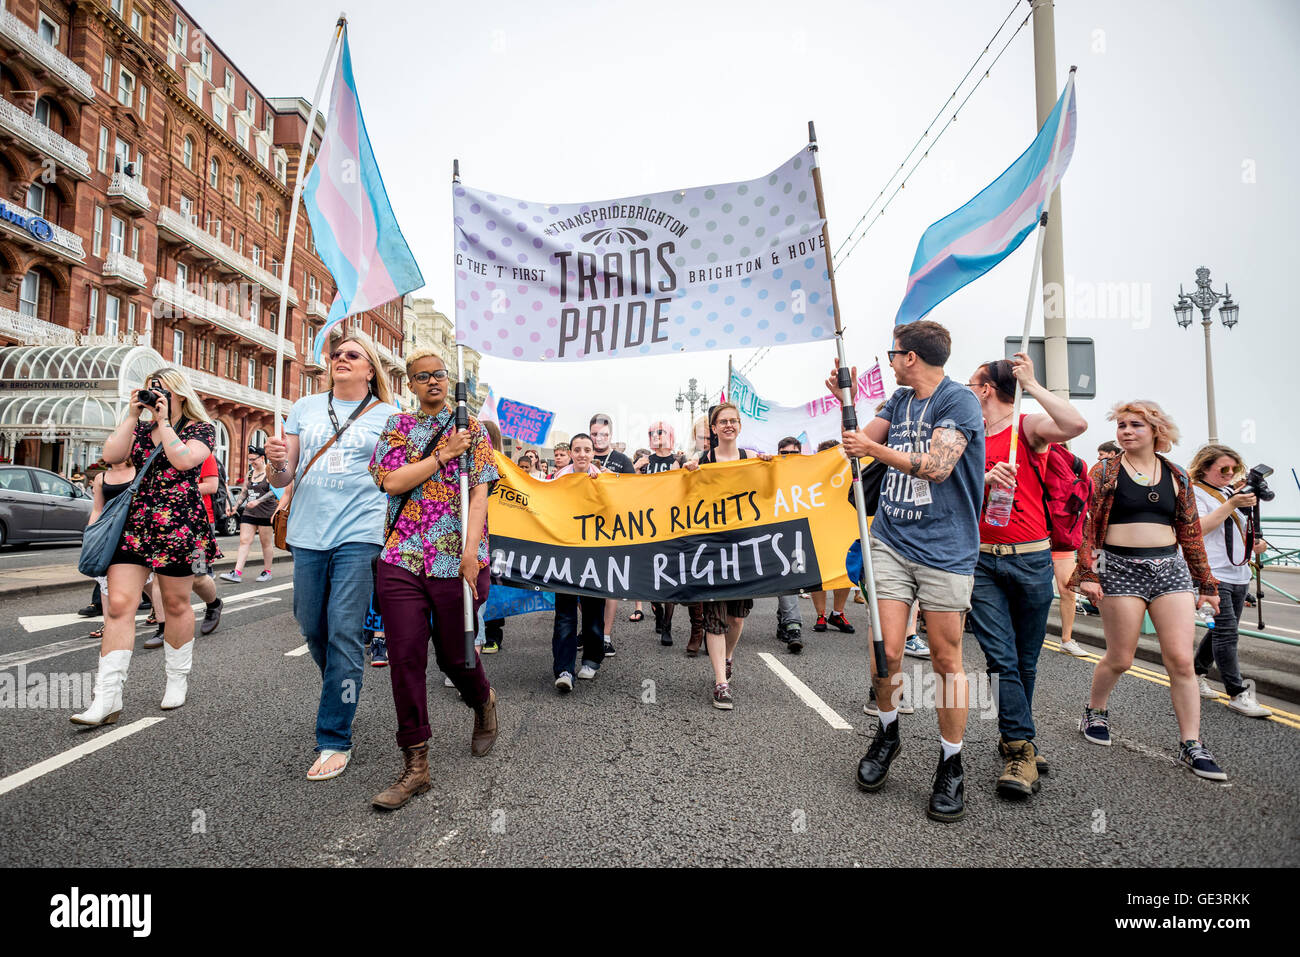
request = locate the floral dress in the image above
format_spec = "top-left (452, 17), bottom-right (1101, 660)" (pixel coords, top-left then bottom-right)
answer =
top-left (117, 420), bottom-right (221, 571)
top-left (369, 408), bottom-right (499, 579)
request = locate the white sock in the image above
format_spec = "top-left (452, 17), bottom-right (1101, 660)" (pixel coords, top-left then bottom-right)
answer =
top-left (604, 634), bottom-right (612, 642)
top-left (878, 707), bottom-right (898, 728)
top-left (940, 736), bottom-right (962, 760)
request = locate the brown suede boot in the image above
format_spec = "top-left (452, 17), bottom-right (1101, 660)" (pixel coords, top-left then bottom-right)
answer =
top-left (996, 739), bottom-right (1040, 797)
top-left (371, 743), bottom-right (431, 811)
top-left (471, 688), bottom-right (498, 757)
top-left (686, 603), bottom-right (704, 657)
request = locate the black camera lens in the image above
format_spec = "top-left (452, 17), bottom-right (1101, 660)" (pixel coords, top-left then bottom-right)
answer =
top-left (138, 388), bottom-right (158, 406)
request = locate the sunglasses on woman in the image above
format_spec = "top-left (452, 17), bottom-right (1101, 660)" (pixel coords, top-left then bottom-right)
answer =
top-left (330, 349), bottom-right (367, 362)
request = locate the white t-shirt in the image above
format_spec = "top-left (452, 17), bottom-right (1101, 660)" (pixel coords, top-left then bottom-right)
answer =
top-left (1193, 484), bottom-right (1252, 585)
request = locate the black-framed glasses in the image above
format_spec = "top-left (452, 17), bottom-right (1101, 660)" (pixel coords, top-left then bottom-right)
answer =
top-left (411, 369), bottom-right (450, 383)
top-left (887, 349), bottom-right (910, 361)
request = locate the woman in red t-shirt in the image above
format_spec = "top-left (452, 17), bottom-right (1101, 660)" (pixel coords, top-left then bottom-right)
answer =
top-left (966, 352), bottom-right (1087, 799)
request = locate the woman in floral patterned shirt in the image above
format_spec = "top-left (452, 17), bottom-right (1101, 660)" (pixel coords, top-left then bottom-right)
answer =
top-left (367, 348), bottom-right (500, 812)
top-left (72, 368), bottom-right (220, 726)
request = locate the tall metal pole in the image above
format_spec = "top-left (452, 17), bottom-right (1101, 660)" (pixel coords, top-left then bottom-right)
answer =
top-left (807, 121), bottom-right (887, 680)
top-left (1032, 0), bottom-right (1069, 400)
top-left (272, 14), bottom-right (345, 438)
top-left (1202, 316), bottom-right (1218, 442)
top-left (453, 159), bottom-right (477, 662)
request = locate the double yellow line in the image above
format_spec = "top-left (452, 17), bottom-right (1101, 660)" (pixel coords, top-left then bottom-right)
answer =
top-left (1043, 639), bottom-right (1300, 731)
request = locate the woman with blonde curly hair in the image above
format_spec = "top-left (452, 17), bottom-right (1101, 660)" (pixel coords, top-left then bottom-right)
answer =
top-left (1069, 400), bottom-right (1226, 780)
top-left (71, 367), bottom-right (220, 725)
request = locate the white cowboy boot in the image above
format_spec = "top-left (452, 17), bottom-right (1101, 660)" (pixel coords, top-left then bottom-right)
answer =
top-left (71, 650), bottom-right (132, 726)
top-left (160, 641), bottom-right (193, 710)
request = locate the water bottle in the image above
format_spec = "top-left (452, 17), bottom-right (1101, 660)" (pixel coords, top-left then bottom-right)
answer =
top-left (1198, 603), bottom-right (1215, 629)
top-left (985, 486), bottom-right (1015, 527)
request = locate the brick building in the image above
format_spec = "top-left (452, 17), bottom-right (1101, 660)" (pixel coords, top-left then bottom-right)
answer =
top-left (0, 0), bottom-right (408, 476)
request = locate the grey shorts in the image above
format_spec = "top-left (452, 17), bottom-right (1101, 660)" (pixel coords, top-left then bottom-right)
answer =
top-left (1098, 548), bottom-right (1194, 601)
top-left (869, 536), bottom-right (974, 613)
top-left (702, 599), bottom-right (753, 635)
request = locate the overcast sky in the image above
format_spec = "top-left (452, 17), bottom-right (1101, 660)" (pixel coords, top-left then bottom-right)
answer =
top-left (194, 0), bottom-right (1300, 512)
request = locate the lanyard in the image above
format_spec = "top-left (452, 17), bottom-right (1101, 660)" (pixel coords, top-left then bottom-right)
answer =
top-left (326, 390), bottom-right (371, 437)
top-left (903, 389), bottom-right (936, 454)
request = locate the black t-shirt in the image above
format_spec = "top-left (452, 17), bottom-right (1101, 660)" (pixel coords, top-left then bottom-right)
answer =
top-left (593, 449), bottom-right (635, 474)
top-left (700, 448), bottom-right (748, 464)
top-left (641, 454), bottom-right (678, 474)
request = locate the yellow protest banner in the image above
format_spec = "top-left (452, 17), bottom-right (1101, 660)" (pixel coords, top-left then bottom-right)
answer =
top-left (486, 449), bottom-right (864, 601)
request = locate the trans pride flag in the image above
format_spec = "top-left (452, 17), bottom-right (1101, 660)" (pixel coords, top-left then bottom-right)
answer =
top-left (303, 27), bottom-right (424, 362)
top-left (896, 72), bottom-right (1077, 325)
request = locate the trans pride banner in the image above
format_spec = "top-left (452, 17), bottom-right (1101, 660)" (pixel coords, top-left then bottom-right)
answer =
top-left (729, 364), bottom-right (885, 453)
top-left (453, 150), bottom-right (834, 362)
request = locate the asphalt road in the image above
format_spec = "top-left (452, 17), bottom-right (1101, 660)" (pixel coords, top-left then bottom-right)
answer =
top-left (1, 569), bottom-right (1297, 867)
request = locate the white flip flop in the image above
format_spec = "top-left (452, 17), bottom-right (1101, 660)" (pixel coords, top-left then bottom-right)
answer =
top-left (307, 748), bottom-right (351, 781)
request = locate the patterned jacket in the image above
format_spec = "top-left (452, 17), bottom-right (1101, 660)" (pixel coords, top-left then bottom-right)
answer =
top-left (1068, 453), bottom-right (1218, 596)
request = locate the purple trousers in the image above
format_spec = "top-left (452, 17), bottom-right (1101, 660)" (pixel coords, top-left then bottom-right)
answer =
top-left (376, 560), bottom-right (491, 748)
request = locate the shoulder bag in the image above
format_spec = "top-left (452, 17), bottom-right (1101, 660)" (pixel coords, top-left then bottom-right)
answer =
top-left (272, 399), bottom-right (381, 550)
top-left (78, 443), bottom-right (166, 577)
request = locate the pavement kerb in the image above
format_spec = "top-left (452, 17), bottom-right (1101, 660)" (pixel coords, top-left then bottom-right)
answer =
top-left (1046, 611), bottom-right (1300, 707)
top-left (0, 550), bottom-right (294, 601)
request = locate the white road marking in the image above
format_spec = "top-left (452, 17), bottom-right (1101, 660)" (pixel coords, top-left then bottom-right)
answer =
top-left (285, 644), bottom-right (310, 657)
top-left (0, 717), bottom-right (165, 798)
top-left (18, 582), bottom-right (294, 634)
top-left (0, 637), bottom-right (100, 670)
top-left (757, 652), bottom-right (853, 730)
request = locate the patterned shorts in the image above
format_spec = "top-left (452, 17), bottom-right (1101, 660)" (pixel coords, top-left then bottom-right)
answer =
top-left (1098, 548), bottom-right (1194, 601)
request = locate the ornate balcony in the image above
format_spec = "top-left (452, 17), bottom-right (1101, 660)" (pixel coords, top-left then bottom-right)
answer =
top-left (0, 306), bottom-right (77, 346)
top-left (306, 298), bottom-right (330, 322)
top-left (102, 250), bottom-right (147, 288)
top-left (0, 8), bottom-right (96, 103)
top-left (107, 171), bottom-right (150, 214)
top-left (0, 97), bottom-right (92, 180)
top-left (377, 343), bottom-right (404, 372)
top-left (155, 206), bottom-right (298, 306)
top-left (186, 365), bottom-right (282, 414)
top-left (0, 196), bottom-right (85, 261)
top-left (152, 278), bottom-right (297, 360)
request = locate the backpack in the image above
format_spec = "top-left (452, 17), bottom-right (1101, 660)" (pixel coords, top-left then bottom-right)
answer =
top-left (1025, 444), bottom-right (1092, 551)
top-left (211, 458), bottom-right (232, 523)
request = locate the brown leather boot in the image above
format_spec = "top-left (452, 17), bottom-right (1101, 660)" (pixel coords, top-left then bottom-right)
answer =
top-left (471, 688), bottom-right (498, 757)
top-left (686, 603), bottom-right (704, 657)
top-left (371, 743), bottom-right (431, 811)
top-left (996, 739), bottom-right (1040, 797)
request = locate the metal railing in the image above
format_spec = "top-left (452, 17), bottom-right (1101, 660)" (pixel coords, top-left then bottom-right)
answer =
top-left (0, 8), bottom-right (96, 101)
top-left (0, 97), bottom-right (92, 178)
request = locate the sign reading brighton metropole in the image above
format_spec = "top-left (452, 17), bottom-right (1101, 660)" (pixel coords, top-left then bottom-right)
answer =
top-left (453, 150), bottom-right (835, 362)
top-left (486, 449), bottom-right (863, 602)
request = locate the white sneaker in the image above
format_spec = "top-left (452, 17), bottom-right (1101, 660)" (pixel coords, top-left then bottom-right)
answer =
top-left (554, 671), bottom-right (574, 693)
top-left (1197, 675), bottom-right (1219, 699)
top-left (577, 664), bottom-right (597, 680)
top-left (1059, 639), bottom-right (1089, 657)
top-left (1227, 679), bottom-right (1272, 718)
top-left (257, 570), bottom-right (272, 582)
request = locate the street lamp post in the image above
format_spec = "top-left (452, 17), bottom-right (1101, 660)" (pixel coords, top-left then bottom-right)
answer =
top-left (675, 377), bottom-right (709, 422)
top-left (1174, 266), bottom-right (1239, 443)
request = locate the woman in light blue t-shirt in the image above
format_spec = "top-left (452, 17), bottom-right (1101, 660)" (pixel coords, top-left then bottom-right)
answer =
top-left (266, 331), bottom-right (397, 782)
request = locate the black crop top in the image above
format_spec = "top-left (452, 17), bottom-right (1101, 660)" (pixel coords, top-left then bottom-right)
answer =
top-left (1110, 462), bottom-right (1176, 525)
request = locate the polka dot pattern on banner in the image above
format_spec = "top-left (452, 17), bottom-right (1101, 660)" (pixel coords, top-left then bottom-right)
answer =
top-left (452, 150), bottom-right (833, 360)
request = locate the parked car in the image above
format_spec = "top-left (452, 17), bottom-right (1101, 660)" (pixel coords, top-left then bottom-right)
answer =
top-left (0, 466), bottom-right (95, 547)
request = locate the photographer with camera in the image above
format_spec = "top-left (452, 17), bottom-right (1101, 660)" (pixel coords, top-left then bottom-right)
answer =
top-left (71, 368), bottom-right (220, 725)
top-left (1189, 445), bottom-right (1273, 718)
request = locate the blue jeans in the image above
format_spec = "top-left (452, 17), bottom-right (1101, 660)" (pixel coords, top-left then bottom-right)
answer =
top-left (292, 542), bottom-right (381, 752)
top-left (968, 549), bottom-right (1055, 743)
top-left (777, 594), bottom-right (801, 630)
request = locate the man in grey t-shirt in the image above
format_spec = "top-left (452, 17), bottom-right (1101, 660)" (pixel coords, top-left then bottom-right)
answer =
top-left (828, 319), bottom-right (985, 823)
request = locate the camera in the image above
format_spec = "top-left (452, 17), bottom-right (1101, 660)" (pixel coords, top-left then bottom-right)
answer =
top-left (1242, 464), bottom-right (1275, 503)
top-left (138, 384), bottom-right (171, 408)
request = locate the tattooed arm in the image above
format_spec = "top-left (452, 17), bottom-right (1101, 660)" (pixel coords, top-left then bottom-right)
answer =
top-left (841, 426), bottom-right (969, 484)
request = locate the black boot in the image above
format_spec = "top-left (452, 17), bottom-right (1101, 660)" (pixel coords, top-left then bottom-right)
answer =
top-left (856, 718), bottom-right (901, 791)
top-left (928, 749), bottom-right (966, 822)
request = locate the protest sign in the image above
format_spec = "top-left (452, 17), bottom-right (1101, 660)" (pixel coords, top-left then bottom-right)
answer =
top-left (454, 150), bottom-right (834, 362)
top-left (481, 584), bottom-right (555, 621)
top-left (486, 449), bottom-right (864, 602)
top-left (496, 396), bottom-right (556, 445)
top-left (729, 364), bottom-right (885, 452)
